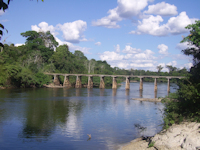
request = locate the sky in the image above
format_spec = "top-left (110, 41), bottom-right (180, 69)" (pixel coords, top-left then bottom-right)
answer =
top-left (1, 0), bottom-right (200, 72)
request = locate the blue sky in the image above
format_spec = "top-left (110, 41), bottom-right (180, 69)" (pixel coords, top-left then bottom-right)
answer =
top-left (1, 0), bottom-right (200, 71)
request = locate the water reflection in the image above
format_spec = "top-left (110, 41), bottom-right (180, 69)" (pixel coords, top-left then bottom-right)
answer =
top-left (154, 90), bottom-right (157, 98)
top-left (140, 90), bottom-right (143, 98)
top-left (125, 90), bottom-right (129, 96)
top-left (0, 82), bottom-right (178, 150)
top-left (100, 89), bottom-right (105, 96)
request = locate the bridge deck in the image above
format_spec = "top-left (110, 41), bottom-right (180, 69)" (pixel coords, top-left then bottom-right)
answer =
top-left (44, 73), bottom-right (185, 79)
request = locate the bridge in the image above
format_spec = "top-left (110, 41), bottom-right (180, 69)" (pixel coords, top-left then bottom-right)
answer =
top-left (44, 73), bottom-right (185, 92)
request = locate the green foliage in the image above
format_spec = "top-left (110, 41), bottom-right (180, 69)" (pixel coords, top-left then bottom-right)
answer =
top-left (35, 72), bottom-right (51, 87)
top-left (163, 20), bottom-right (200, 128)
top-left (148, 141), bottom-right (155, 148)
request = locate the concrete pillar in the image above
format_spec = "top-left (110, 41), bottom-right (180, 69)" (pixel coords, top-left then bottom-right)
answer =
top-left (63, 76), bottom-right (71, 88)
top-left (125, 77), bottom-right (130, 90)
top-left (99, 76), bottom-right (105, 89)
top-left (87, 76), bottom-right (93, 88)
top-left (139, 77), bottom-right (143, 90)
top-left (53, 75), bottom-right (60, 86)
top-left (154, 78), bottom-right (157, 91)
top-left (75, 76), bottom-right (82, 88)
top-left (167, 78), bottom-right (170, 93)
top-left (112, 76), bottom-right (117, 89)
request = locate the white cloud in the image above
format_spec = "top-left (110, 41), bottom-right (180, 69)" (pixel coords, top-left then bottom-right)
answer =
top-left (167, 60), bottom-right (177, 66)
top-left (184, 62), bottom-right (193, 69)
top-left (54, 37), bottom-right (90, 54)
top-left (130, 11), bottom-right (198, 36)
top-left (167, 12), bottom-right (197, 35)
top-left (122, 45), bottom-right (141, 53)
top-left (0, 10), bottom-right (5, 16)
top-left (92, 0), bottom-right (151, 28)
top-left (57, 20), bottom-right (87, 43)
top-left (129, 15), bottom-right (168, 36)
top-left (32, 21), bottom-right (90, 54)
top-left (95, 42), bottom-right (101, 46)
top-left (15, 43), bottom-right (24, 47)
top-left (100, 51), bottom-right (124, 61)
top-left (99, 48), bottom-right (157, 70)
top-left (115, 44), bottom-right (120, 53)
top-left (157, 44), bottom-right (168, 55)
top-left (31, 22), bottom-right (57, 36)
top-left (144, 2), bottom-right (178, 16)
top-left (176, 42), bottom-right (198, 51)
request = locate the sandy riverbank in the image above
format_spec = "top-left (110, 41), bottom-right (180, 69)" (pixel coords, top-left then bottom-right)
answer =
top-left (132, 98), bottom-right (162, 102)
top-left (119, 122), bottom-right (200, 150)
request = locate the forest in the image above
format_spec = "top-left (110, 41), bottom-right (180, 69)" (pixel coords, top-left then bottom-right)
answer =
top-left (0, 30), bottom-right (187, 88)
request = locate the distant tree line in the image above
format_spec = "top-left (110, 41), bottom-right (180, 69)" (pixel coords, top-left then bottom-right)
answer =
top-left (0, 30), bottom-right (187, 88)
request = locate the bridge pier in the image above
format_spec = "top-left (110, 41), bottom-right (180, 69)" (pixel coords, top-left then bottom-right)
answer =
top-left (63, 76), bottom-right (71, 88)
top-left (167, 78), bottom-right (171, 92)
top-left (99, 76), bottom-right (105, 89)
top-left (75, 76), bottom-right (82, 88)
top-left (112, 76), bottom-right (117, 89)
top-left (87, 76), bottom-right (93, 88)
top-left (154, 78), bottom-right (157, 91)
top-left (139, 77), bottom-right (143, 90)
top-left (53, 75), bottom-right (60, 86)
top-left (125, 77), bottom-right (130, 90)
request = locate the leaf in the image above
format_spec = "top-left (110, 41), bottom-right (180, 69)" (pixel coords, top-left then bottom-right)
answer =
top-left (0, 24), bottom-right (4, 30)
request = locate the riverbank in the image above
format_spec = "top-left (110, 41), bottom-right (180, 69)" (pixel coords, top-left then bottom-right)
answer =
top-left (120, 122), bottom-right (200, 150)
top-left (132, 98), bottom-right (162, 102)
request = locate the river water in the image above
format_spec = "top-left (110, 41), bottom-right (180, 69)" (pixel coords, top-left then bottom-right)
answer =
top-left (0, 82), bottom-right (178, 150)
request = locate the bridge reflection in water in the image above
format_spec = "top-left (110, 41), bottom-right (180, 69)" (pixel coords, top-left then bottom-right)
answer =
top-left (45, 73), bottom-right (184, 93)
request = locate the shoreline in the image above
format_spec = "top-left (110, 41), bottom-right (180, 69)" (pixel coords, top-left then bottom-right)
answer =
top-left (119, 122), bottom-right (200, 150)
top-left (132, 98), bottom-right (162, 102)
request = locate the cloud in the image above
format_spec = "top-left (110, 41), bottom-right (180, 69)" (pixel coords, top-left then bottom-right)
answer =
top-left (115, 44), bottom-right (120, 53)
top-left (100, 51), bottom-right (124, 61)
top-left (92, 0), bottom-right (151, 28)
top-left (57, 20), bottom-right (87, 43)
top-left (129, 15), bottom-right (168, 36)
top-left (122, 45), bottom-right (141, 53)
top-left (15, 43), bottom-right (24, 47)
top-left (167, 12), bottom-right (197, 35)
top-left (0, 10), bottom-right (5, 16)
top-left (129, 11), bottom-right (198, 36)
top-left (157, 44), bottom-right (168, 55)
top-left (144, 2), bottom-right (178, 16)
top-left (95, 42), bottom-right (101, 46)
top-left (99, 47), bottom-right (157, 69)
top-left (31, 22), bottom-right (57, 36)
top-left (32, 21), bottom-right (90, 54)
top-left (167, 60), bottom-right (177, 66)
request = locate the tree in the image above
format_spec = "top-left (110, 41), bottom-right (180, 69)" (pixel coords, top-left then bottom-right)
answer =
top-left (166, 65), bottom-right (177, 73)
top-left (157, 65), bottom-right (163, 73)
top-left (0, 0), bottom-right (44, 50)
top-left (0, 0), bottom-right (10, 49)
top-left (181, 20), bottom-right (200, 66)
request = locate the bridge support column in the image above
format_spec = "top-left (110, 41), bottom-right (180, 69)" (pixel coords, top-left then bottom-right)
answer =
top-left (54, 75), bottom-right (60, 86)
top-left (112, 77), bottom-right (117, 89)
top-left (167, 78), bottom-right (170, 92)
top-left (75, 76), bottom-right (82, 88)
top-left (63, 76), bottom-right (71, 88)
top-left (87, 76), bottom-right (93, 88)
top-left (139, 77), bottom-right (143, 90)
top-left (154, 78), bottom-right (157, 91)
top-left (125, 77), bottom-right (130, 90)
top-left (99, 76), bottom-right (105, 89)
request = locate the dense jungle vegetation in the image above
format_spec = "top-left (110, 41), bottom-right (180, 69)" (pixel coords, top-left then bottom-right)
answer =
top-left (163, 20), bottom-right (200, 128)
top-left (0, 30), bottom-right (187, 88)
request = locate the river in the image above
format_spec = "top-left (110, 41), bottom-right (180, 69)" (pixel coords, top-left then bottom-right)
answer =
top-left (0, 82), bottom-right (178, 150)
